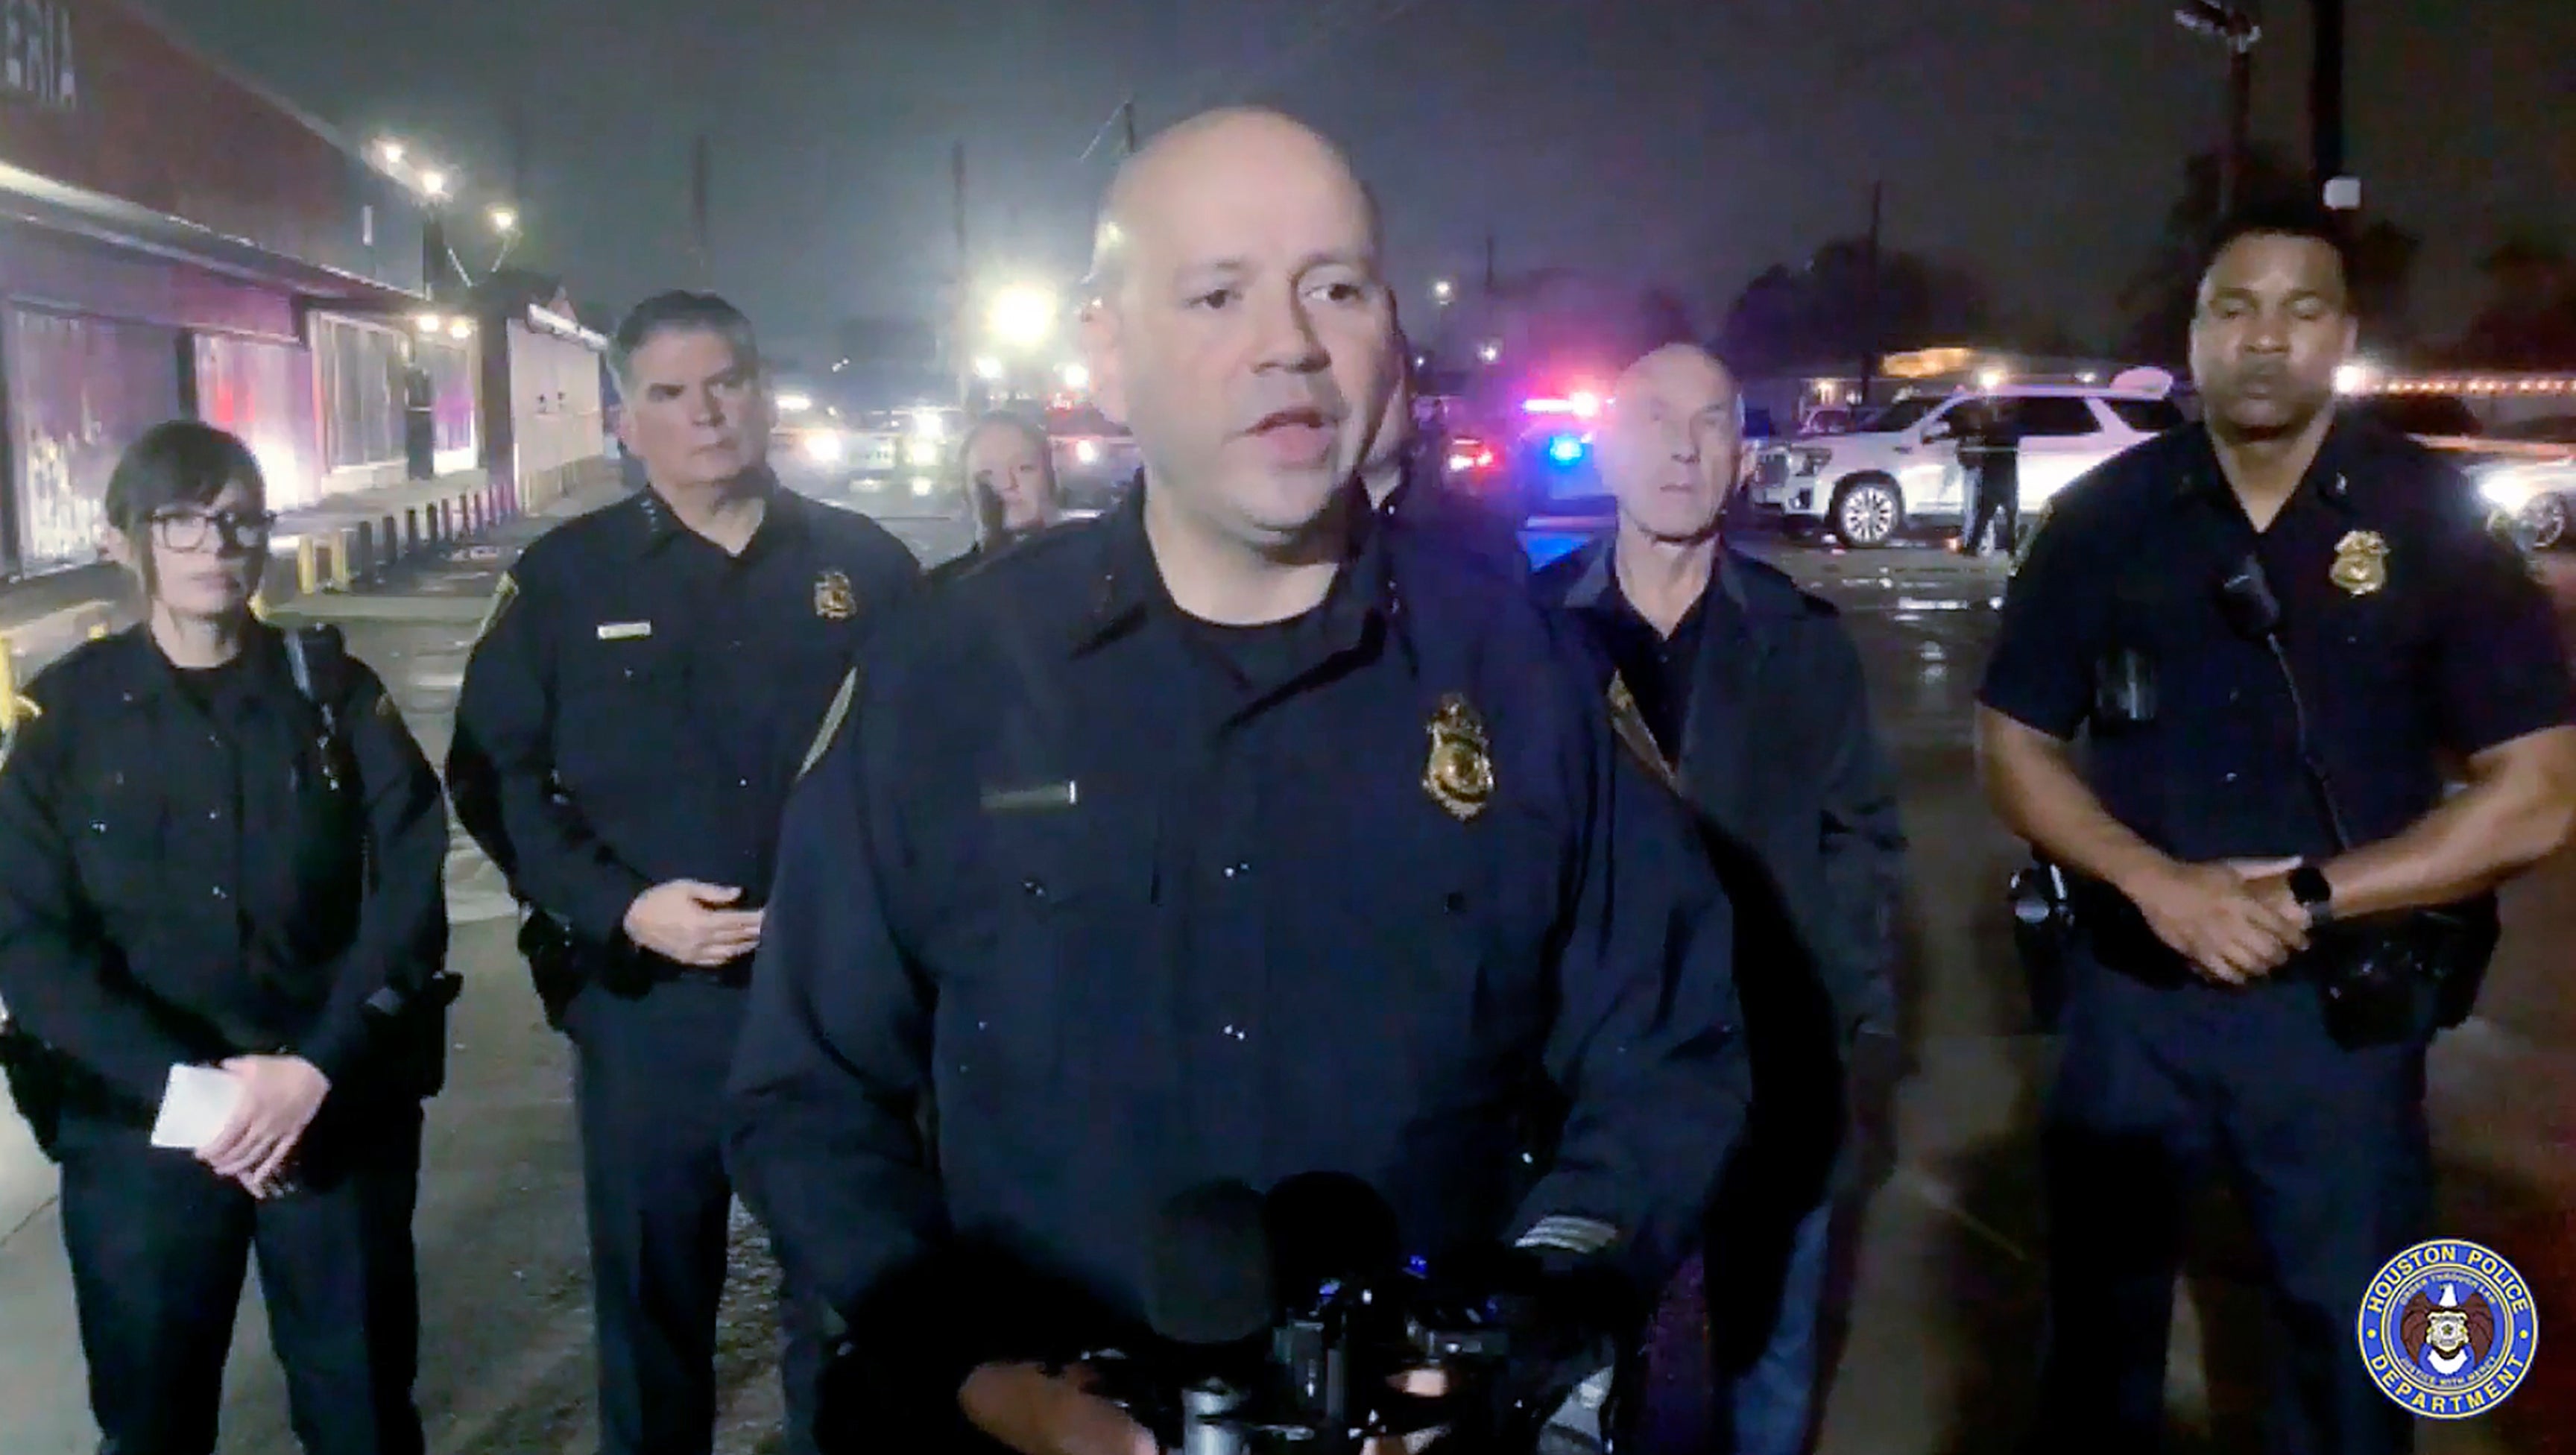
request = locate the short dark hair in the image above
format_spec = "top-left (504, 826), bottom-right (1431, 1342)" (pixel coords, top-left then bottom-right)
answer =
top-left (2198, 195), bottom-right (2358, 304)
top-left (104, 420), bottom-right (265, 534)
top-left (610, 291), bottom-right (762, 389)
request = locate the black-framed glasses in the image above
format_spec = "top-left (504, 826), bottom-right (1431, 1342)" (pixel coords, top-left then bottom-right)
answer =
top-left (148, 508), bottom-right (277, 552)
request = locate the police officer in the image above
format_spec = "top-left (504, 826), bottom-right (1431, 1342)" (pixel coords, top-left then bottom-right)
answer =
top-left (0, 422), bottom-right (451, 1455)
top-left (1536, 344), bottom-right (1905, 1455)
top-left (1957, 399), bottom-right (2021, 558)
top-left (446, 292), bottom-right (921, 1455)
top-left (725, 107), bottom-right (1749, 1454)
top-left (1977, 201), bottom-right (2576, 1454)
top-left (929, 411), bottom-right (1067, 584)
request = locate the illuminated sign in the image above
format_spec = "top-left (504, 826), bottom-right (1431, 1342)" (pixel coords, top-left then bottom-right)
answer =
top-left (2, 0), bottom-right (76, 109)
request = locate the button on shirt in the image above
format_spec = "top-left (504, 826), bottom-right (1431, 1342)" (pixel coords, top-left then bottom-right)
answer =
top-left (724, 492), bottom-right (1749, 1408)
top-left (448, 481), bottom-right (922, 953)
top-left (1980, 417), bottom-right (2575, 866)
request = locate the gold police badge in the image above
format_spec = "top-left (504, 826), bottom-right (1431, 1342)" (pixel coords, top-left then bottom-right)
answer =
top-left (814, 569), bottom-right (857, 621)
top-left (1422, 693), bottom-right (1495, 822)
top-left (2331, 530), bottom-right (2390, 596)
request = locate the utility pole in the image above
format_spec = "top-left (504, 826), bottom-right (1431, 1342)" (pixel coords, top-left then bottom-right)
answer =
top-left (1857, 181), bottom-right (1883, 408)
top-left (951, 141), bottom-right (971, 405)
top-left (1120, 96), bottom-right (1139, 156)
top-left (2174, 1), bottom-right (2262, 215)
top-left (689, 134), bottom-right (713, 286)
top-left (2311, 0), bottom-right (2353, 208)
top-left (1482, 231), bottom-right (1497, 296)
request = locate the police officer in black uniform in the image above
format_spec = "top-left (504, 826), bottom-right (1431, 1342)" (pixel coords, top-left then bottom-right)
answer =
top-left (446, 293), bottom-right (921, 1455)
top-left (1977, 201), bottom-right (2576, 1454)
top-left (726, 108), bottom-right (1749, 1455)
top-left (0, 422), bottom-right (451, 1455)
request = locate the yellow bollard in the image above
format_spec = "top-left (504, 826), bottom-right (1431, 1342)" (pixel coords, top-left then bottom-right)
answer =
top-left (87, 621), bottom-right (108, 640)
top-left (297, 537), bottom-right (319, 597)
top-left (0, 635), bottom-right (16, 732)
top-left (250, 590), bottom-right (271, 622)
top-left (333, 528), bottom-right (355, 590)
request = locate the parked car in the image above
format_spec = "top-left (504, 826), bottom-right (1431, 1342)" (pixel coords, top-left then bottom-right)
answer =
top-left (1749, 386), bottom-right (2185, 547)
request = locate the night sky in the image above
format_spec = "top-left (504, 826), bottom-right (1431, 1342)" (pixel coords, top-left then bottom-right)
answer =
top-left (141, 0), bottom-right (2572, 365)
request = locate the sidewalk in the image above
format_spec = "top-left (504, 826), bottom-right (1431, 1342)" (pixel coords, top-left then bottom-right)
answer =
top-left (0, 461), bottom-right (621, 701)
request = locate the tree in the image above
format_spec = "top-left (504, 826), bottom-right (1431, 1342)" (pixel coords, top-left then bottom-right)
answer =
top-left (1716, 243), bottom-right (1992, 376)
top-left (2450, 235), bottom-right (2576, 368)
top-left (1635, 288), bottom-right (1699, 352)
top-left (2115, 145), bottom-right (2424, 363)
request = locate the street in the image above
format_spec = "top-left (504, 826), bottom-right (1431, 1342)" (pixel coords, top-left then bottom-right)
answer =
top-left (1, 498), bottom-right (2569, 1454)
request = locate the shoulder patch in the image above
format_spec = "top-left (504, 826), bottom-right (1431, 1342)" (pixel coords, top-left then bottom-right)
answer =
top-left (473, 572), bottom-right (520, 644)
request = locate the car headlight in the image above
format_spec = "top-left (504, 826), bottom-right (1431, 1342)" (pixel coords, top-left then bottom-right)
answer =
top-left (910, 476), bottom-right (935, 496)
top-left (905, 440), bottom-right (941, 467)
top-left (801, 432), bottom-right (845, 464)
top-left (2478, 470), bottom-right (2541, 511)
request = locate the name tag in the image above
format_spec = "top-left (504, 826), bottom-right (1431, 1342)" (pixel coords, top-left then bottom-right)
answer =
top-left (981, 781), bottom-right (1079, 813)
top-left (596, 621), bottom-right (653, 641)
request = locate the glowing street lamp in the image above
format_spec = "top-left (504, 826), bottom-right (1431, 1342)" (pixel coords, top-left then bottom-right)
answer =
top-left (1977, 367), bottom-right (2008, 392)
top-left (987, 285), bottom-right (1057, 350)
top-left (374, 139), bottom-right (406, 168)
top-left (1060, 362), bottom-right (1091, 391)
top-left (489, 206), bottom-right (519, 234)
top-left (417, 168), bottom-right (450, 201)
top-left (1432, 279), bottom-right (1455, 306)
top-left (1478, 341), bottom-right (1500, 364)
top-left (972, 356), bottom-right (1006, 382)
top-left (446, 318), bottom-right (475, 341)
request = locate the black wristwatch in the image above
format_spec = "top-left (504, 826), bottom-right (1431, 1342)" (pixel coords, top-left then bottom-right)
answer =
top-left (2288, 862), bottom-right (2335, 928)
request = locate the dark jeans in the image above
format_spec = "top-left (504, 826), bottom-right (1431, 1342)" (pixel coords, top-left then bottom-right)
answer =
top-left (2034, 953), bottom-right (2428, 1454)
top-left (567, 975), bottom-right (830, 1455)
top-left (1966, 457), bottom-right (2021, 555)
top-left (57, 1105), bottom-right (425, 1455)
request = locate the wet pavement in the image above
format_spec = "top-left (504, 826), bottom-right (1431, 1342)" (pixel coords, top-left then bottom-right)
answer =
top-left (0, 503), bottom-right (2566, 1454)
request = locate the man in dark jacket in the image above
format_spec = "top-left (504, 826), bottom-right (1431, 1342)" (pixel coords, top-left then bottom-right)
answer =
top-left (1534, 344), bottom-right (1907, 1455)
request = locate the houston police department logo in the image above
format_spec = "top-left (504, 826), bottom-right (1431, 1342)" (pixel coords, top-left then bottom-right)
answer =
top-left (2359, 1239), bottom-right (2537, 1418)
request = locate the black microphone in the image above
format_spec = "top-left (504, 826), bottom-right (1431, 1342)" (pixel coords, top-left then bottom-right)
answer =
top-left (1149, 1178), bottom-right (1277, 1351)
top-left (1263, 1170), bottom-right (1401, 1310)
top-left (2217, 552), bottom-right (2284, 641)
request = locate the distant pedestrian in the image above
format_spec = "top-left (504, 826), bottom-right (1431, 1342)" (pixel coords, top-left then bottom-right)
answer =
top-left (931, 411), bottom-right (1067, 582)
top-left (0, 421), bottom-right (452, 1455)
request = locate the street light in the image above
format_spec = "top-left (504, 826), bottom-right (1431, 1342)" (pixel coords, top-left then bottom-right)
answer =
top-left (446, 318), bottom-right (474, 341)
top-left (1432, 279), bottom-right (1455, 306)
top-left (413, 312), bottom-right (442, 334)
top-left (1061, 362), bottom-right (1091, 391)
top-left (489, 206), bottom-right (518, 233)
top-left (1977, 367), bottom-right (2009, 391)
top-left (373, 139), bottom-right (405, 168)
top-left (417, 168), bottom-right (450, 201)
top-left (972, 356), bottom-right (1006, 382)
top-left (1478, 341), bottom-right (1500, 364)
top-left (988, 285), bottom-right (1057, 350)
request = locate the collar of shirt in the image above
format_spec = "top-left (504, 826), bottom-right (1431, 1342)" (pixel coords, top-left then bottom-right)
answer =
top-left (631, 468), bottom-right (806, 559)
top-left (1066, 479), bottom-right (1402, 669)
top-left (102, 622), bottom-right (291, 711)
top-left (1559, 535), bottom-right (1750, 628)
top-left (2170, 411), bottom-right (2373, 521)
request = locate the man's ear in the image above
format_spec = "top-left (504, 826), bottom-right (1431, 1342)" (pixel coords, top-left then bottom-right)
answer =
top-left (1081, 301), bottom-right (1128, 428)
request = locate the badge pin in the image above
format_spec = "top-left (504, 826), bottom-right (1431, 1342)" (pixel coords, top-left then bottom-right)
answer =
top-left (596, 621), bottom-right (654, 641)
top-left (814, 569), bottom-right (857, 621)
top-left (2331, 530), bottom-right (2390, 596)
top-left (1422, 692), bottom-right (1496, 822)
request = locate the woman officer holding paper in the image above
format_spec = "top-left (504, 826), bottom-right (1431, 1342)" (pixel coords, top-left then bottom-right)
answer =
top-left (0, 422), bottom-right (450, 1455)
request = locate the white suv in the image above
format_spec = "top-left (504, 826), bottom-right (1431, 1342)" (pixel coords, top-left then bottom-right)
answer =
top-left (1751, 387), bottom-right (2186, 546)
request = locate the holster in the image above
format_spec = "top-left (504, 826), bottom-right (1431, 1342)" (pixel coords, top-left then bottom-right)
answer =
top-left (0, 1015), bottom-right (65, 1160)
top-left (2005, 859), bottom-right (2077, 1031)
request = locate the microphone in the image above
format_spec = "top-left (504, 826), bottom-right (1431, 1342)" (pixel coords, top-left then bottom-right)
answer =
top-left (1263, 1170), bottom-right (1401, 1310)
top-left (1148, 1178), bottom-right (1277, 1351)
top-left (2216, 552), bottom-right (2284, 641)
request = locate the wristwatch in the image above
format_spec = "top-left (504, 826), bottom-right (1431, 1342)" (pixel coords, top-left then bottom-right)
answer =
top-left (2288, 862), bottom-right (2336, 929)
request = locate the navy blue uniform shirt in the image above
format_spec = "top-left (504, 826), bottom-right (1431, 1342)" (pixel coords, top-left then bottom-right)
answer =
top-left (447, 480), bottom-right (921, 955)
top-left (1980, 414), bottom-right (2574, 866)
top-left (0, 625), bottom-right (449, 1120)
top-left (726, 488), bottom-right (1748, 1402)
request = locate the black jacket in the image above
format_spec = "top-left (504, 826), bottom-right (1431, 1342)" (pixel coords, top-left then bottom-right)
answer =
top-left (0, 624), bottom-right (449, 1126)
top-left (725, 488), bottom-right (1749, 1427)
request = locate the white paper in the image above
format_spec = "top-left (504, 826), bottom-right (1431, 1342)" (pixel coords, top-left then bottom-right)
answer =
top-left (148, 1064), bottom-right (242, 1151)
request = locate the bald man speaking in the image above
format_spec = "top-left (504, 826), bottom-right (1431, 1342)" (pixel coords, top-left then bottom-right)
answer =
top-left (1535, 346), bottom-right (1905, 1455)
top-left (726, 110), bottom-right (1749, 1454)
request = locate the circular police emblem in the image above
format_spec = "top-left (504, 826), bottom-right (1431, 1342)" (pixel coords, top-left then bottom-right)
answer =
top-left (2359, 1239), bottom-right (2537, 1418)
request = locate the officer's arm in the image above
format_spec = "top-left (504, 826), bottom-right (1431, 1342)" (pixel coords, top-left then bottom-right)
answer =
top-left (2312, 525), bottom-right (2576, 918)
top-left (1813, 623), bottom-right (1907, 1041)
top-left (1512, 683), bottom-right (1748, 1298)
top-left (1974, 502), bottom-right (2174, 896)
top-left (296, 664), bottom-right (452, 1088)
top-left (0, 687), bottom-right (201, 1108)
top-left (725, 687), bottom-right (964, 1407)
top-left (447, 571), bottom-right (652, 944)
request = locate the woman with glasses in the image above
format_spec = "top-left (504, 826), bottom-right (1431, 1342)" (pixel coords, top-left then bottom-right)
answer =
top-left (0, 421), bottom-right (450, 1455)
top-left (931, 410), bottom-right (1067, 582)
